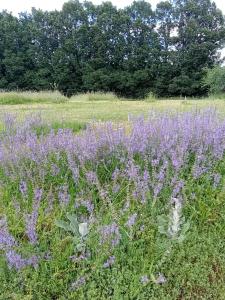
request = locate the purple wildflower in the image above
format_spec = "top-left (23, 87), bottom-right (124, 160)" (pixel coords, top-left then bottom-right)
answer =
top-left (213, 173), bottom-right (222, 188)
top-left (153, 182), bottom-right (163, 198)
top-left (172, 180), bottom-right (184, 197)
top-left (25, 188), bottom-right (42, 245)
top-left (86, 171), bottom-right (98, 185)
top-left (133, 172), bottom-right (150, 204)
top-left (58, 185), bottom-right (70, 206)
top-left (5, 250), bottom-right (39, 270)
top-left (112, 168), bottom-right (120, 181)
top-left (126, 161), bottom-right (139, 180)
top-left (155, 273), bottom-right (167, 284)
top-left (75, 200), bottom-right (94, 214)
top-left (103, 256), bottom-right (115, 268)
top-left (140, 275), bottom-right (149, 284)
top-left (34, 188), bottom-right (43, 202)
top-left (51, 164), bottom-right (60, 176)
top-left (99, 189), bottom-right (109, 200)
top-left (67, 154), bottom-right (80, 184)
top-left (112, 183), bottom-right (120, 194)
top-left (140, 225), bottom-right (145, 232)
top-left (100, 223), bottom-right (121, 248)
top-left (71, 276), bottom-right (86, 290)
top-left (126, 213), bottom-right (137, 228)
top-left (0, 217), bottom-right (17, 250)
top-left (19, 181), bottom-right (27, 197)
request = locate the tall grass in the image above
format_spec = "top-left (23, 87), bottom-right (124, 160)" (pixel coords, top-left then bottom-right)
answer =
top-left (0, 91), bottom-right (67, 104)
top-left (1, 90), bottom-right (225, 106)
top-left (70, 92), bottom-right (120, 102)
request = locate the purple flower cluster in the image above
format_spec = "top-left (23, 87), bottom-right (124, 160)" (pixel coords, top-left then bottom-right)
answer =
top-left (140, 275), bottom-right (149, 284)
top-left (126, 213), bottom-right (138, 228)
top-left (0, 217), bottom-right (17, 250)
top-left (1, 109), bottom-right (225, 273)
top-left (25, 188), bottom-right (42, 245)
top-left (75, 199), bottom-right (94, 214)
top-left (0, 216), bottom-right (39, 270)
top-left (86, 171), bottom-right (98, 185)
top-left (103, 255), bottom-right (115, 268)
top-left (19, 181), bottom-right (28, 197)
top-left (71, 276), bottom-right (86, 290)
top-left (58, 185), bottom-right (70, 207)
top-left (6, 250), bottom-right (39, 270)
top-left (213, 173), bottom-right (222, 188)
top-left (1, 110), bottom-right (225, 180)
top-left (100, 223), bottom-right (121, 247)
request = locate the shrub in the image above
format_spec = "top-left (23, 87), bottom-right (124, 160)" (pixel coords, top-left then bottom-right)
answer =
top-left (203, 66), bottom-right (225, 95)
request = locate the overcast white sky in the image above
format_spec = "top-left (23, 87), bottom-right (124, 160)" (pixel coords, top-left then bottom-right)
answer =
top-left (0, 0), bottom-right (224, 14)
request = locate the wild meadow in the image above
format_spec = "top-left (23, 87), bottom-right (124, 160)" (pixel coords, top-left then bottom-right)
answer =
top-left (1, 0), bottom-right (225, 297)
top-left (1, 96), bottom-right (225, 299)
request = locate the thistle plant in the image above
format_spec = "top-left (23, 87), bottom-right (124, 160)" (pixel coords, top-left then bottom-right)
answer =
top-left (55, 213), bottom-right (89, 253)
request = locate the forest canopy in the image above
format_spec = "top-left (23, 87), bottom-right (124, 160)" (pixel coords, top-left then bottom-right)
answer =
top-left (0, 0), bottom-right (225, 98)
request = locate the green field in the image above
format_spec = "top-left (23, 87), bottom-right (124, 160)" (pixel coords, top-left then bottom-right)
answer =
top-left (0, 92), bottom-right (225, 126)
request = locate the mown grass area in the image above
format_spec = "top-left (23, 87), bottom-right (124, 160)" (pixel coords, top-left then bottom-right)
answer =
top-left (0, 92), bottom-right (225, 128)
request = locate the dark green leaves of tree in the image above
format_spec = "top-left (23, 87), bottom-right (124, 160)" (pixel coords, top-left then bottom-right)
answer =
top-left (0, 0), bottom-right (224, 98)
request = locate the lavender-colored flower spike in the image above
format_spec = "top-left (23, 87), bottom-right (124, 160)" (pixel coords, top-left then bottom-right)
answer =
top-left (71, 276), bottom-right (86, 290)
top-left (0, 216), bottom-right (17, 250)
top-left (140, 275), bottom-right (149, 284)
top-left (19, 181), bottom-right (28, 197)
top-left (5, 250), bottom-right (39, 270)
top-left (76, 200), bottom-right (94, 214)
top-left (213, 173), bottom-right (222, 188)
top-left (58, 185), bottom-right (70, 207)
top-left (155, 273), bottom-right (167, 284)
top-left (103, 256), bottom-right (115, 268)
top-left (25, 188), bottom-right (42, 245)
top-left (86, 171), bottom-right (98, 185)
top-left (126, 213), bottom-right (138, 228)
top-left (100, 223), bottom-right (121, 248)
top-left (34, 188), bottom-right (43, 202)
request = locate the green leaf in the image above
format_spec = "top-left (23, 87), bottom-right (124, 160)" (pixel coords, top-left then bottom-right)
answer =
top-left (66, 213), bottom-right (79, 236)
top-left (55, 220), bottom-right (71, 232)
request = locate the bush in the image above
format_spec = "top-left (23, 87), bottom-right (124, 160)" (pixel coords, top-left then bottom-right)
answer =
top-left (203, 66), bottom-right (225, 95)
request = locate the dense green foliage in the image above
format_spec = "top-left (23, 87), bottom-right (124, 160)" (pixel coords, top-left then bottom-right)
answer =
top-left (204, 66), bottom-right (225, 95)
top-left (0, 0), bottom-right (225, 98)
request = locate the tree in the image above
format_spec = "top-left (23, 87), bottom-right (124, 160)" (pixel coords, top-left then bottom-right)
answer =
top-left (154, 1), bottom-right (176, 96)
top-left (0, 0), bottom-right (224, 98)
top-left (203, 66), bottom-right (225, 94)
top-left (169, 0), bottom-right (225, 96)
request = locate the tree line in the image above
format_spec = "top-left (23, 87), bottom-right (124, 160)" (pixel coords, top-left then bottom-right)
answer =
top-left (0, 0), bottom-right (225, 98)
